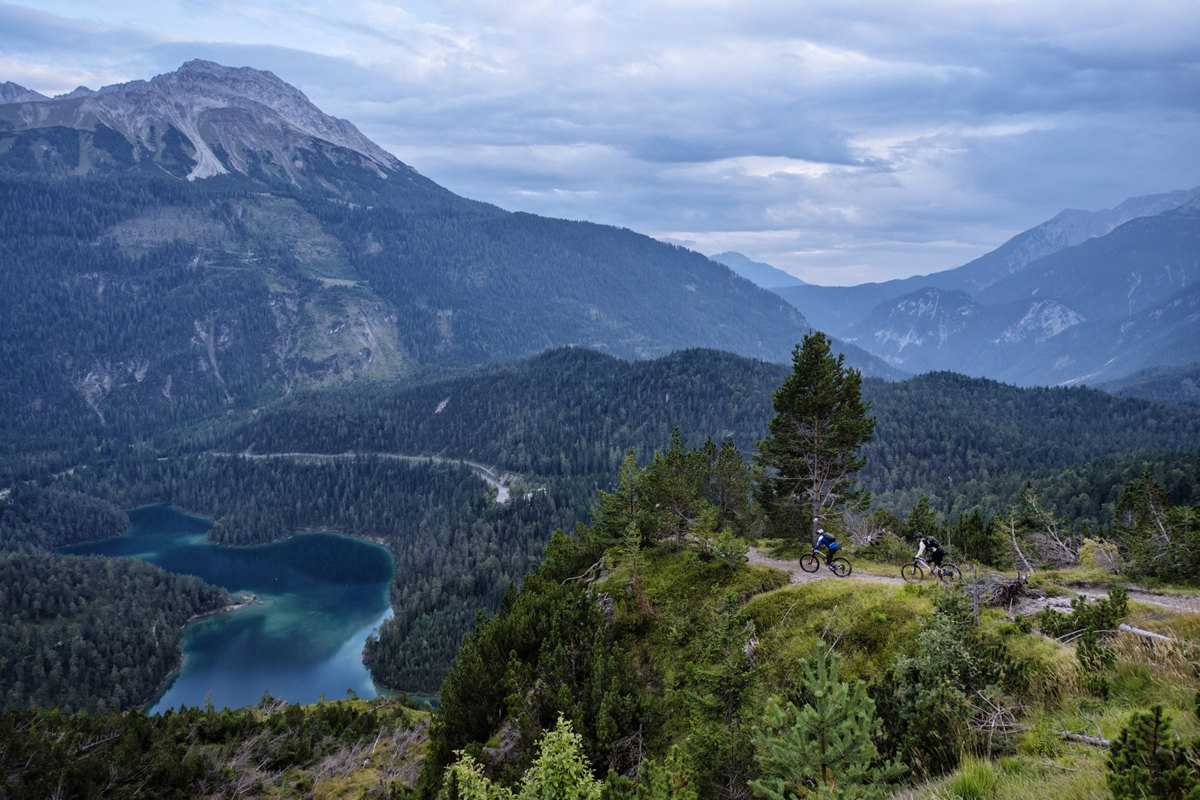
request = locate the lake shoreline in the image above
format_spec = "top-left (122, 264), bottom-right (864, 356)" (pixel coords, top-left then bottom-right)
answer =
top-left (64, 505), bottom-right (394, 715)
top-left (141, 592), bottom-right (262, 714)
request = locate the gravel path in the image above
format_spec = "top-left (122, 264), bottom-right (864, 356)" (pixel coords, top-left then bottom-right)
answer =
top-left (746, 547), bottom-right (903, 586)
top-left (746, 548), bottom-right (1200, 617)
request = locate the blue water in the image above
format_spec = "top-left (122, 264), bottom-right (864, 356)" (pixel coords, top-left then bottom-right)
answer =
top-left (59, 505), bottom-right (394, 713)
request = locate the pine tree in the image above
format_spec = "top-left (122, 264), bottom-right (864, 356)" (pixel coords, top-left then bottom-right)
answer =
top-left (902, 495), bottom-right (942, 542)
top-left (749, 641), bottom-right (902, 800)
top-left (755, 331), bottom-right (875, 544)
top-left (1107, 703), bottom-right (1200, 800)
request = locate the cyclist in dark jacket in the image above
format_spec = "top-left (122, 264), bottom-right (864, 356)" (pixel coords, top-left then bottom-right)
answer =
top-left (914, 533), bottom-right (945, 571)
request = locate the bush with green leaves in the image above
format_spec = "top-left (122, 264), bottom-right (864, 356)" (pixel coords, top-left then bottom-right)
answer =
top-left (870, 588), bottom-right (993, 777)
top-left (439, 716), bottom-right (603, 800)
top-left (1037, 586), bottom-right (1128, 695)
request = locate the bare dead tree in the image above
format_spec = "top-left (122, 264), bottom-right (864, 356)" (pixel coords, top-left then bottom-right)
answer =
top-left (842, 509), bottom-right (890, 547)
top-left (1023, 487), bottom-right (1078, 567)
top-left (973, 572), bottom-right (1031, 607)
top-left (1008, 516), bottom-right (1034, 574)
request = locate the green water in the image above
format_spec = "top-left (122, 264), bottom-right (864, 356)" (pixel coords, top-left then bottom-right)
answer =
top-left (59, 505), bottom-right (394, 713)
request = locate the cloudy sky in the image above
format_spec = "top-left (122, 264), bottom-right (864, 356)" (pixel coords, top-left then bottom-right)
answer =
top-left (3, 1), bottom-right (1199, 285)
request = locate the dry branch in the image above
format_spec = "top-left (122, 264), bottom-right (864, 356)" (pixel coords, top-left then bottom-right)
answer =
top-left (562, 558), bottom-right (605, 585)
top-left (969, 572), bottom-right (1032, 607)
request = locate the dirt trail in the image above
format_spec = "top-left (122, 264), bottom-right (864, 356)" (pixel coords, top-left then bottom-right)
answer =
top-left (746, 548), bottom-right (1200, 617)
top-left (1073, 585), bottom-right (1200, 615)
top-left (746, 548), bottom-right (902, 586)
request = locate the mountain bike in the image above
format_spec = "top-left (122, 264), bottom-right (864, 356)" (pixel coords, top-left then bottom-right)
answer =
top-left (900, 558), bottom-right (962, 583)
top-left (799, 549), bottom-right (852, 577)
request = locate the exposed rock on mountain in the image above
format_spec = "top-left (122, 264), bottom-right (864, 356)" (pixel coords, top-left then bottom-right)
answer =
top-left (0, 60), bottom-right (405, 184)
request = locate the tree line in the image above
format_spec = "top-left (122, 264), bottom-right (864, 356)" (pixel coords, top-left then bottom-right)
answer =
top-left (0, 550), bottom-right (229, 714)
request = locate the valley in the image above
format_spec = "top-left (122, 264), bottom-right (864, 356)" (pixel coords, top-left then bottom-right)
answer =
top-left (1, 58), bottom-right (1198, 800)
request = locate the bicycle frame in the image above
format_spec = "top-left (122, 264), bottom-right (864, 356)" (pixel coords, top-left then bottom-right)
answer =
top-left (901, 558), bottom-right (961, 583)
top-left (800, 548), bottom-right (851, 577)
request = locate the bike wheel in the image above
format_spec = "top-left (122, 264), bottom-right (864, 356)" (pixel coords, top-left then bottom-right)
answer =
top-left (829, 557), bottom-right (852, 577)
top-left (938, 564), bottom-right (963, 583)
top-left (900, 562), bottom-right (923, 582)
top-left (799, 552), bottom-right (820, 573)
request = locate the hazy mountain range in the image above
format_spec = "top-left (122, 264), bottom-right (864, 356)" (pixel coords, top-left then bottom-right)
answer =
top-left (770, 189), bottom-right (1200, 386)
top-left (709, 251), bottom-right (806, 289)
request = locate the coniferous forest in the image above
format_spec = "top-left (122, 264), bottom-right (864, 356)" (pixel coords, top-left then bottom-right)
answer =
top-left (1, 337), bottom-right (1199, 799)
top-left (4, 346), bottom-right (1200, 707)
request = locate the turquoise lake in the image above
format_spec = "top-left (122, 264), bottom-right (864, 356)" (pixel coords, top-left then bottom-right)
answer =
top-left (59, 505), bottom-right (394, 713)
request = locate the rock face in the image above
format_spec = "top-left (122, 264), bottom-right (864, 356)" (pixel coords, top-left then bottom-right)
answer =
top-left (0, 60), bottom-right (410, 185)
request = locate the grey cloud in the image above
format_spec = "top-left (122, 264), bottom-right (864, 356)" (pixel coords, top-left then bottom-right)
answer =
top-left (3, 0), bottom-right (1199, 284)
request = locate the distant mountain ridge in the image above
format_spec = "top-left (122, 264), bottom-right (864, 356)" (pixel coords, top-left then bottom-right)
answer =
top-left (773, 189), bottom-right (1200, 386)
top-left (710, 251), bottom-right (806, 288)
top-left (0, 60), bottom-right (901, 463)
top-left (1099, 362), bottom-right (1200, 407)
top-left (0, 81), bottom-right (48, 103)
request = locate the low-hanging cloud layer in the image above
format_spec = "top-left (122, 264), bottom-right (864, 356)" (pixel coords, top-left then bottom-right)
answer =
top-left (3, 0), bottom-right (1199, 285)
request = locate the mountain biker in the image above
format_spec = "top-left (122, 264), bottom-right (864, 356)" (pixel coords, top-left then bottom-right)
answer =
top-left (814, 528), bottom-right (839, 562)
top-left (914, 533), bottom-right (945, 574)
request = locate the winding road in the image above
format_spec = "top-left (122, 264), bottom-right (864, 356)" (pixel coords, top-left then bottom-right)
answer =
top-left (210, 450), bottom-right (514, 502)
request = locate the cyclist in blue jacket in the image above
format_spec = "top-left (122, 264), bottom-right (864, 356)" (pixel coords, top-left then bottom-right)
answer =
top-left (814, 528), bottom-right (839, 562)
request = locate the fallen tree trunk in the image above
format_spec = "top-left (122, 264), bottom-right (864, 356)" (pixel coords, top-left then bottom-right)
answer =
top-left (1055, 730), bottom-right (1111, 747)
top-left (1118, 623), bottom-right (1200, 650)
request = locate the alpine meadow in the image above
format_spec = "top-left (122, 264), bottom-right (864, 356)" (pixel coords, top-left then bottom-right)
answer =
top-left (1, 60), bottom-right (1199, 800)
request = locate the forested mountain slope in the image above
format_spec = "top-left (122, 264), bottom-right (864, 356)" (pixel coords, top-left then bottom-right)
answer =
top-left (6, 346), bottom-right (1200, 713)
top-left (0, 550), bottom-right (229, 714)
top-left (1, 60), bottom-right (901, 479)
top-left (215, 347), bottom-right (1200, 518)
top-left (1098, 361), bottom-right (1200, 408)
top-left (412, 435), bottom-right (1200, 800)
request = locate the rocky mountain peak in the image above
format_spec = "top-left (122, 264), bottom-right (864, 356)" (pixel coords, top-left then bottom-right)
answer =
top-left (1, 60), bottom-right (408, 183)
top-left (147, 60), bottom-right (400, 171)
top-left (0, 81), bottom-right (48, 104)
